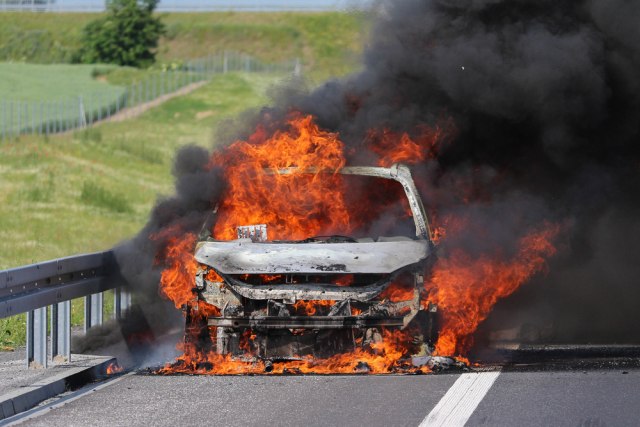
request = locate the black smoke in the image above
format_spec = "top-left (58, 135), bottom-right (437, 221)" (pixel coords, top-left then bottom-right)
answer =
top-left (110, 0), bottom-right (640, 359)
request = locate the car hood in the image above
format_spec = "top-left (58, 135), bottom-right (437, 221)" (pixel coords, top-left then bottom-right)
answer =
top-left (195, 238), bottom-right (431, 275)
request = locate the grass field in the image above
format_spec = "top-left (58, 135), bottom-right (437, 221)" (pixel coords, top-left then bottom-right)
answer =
top-left (0, 11), bottom-right (367, 81)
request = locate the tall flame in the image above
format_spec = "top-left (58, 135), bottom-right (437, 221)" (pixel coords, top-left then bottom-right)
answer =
top-left (427, 224), bottom-right (560, 356)
top-left (211, 114), bottom-right (350, 241)
top-left (155, 228), bottom-right (199, 309)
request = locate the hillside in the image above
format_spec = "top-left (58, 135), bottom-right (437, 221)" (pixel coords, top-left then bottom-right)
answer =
top-left (0, 11), bottom-right (367, 80)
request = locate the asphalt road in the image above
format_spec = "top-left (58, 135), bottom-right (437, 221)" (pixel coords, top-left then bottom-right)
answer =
top-left (9, 365), bottom-right (640, 427)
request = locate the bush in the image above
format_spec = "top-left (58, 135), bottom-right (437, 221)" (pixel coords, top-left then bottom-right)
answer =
top-left (76, 0), bottom-right (165, 68)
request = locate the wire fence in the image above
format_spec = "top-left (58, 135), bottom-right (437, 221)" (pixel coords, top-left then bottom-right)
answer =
top-left (0, 51), bottom-right (300, 140)
top-left (0, 0), bottom-right (371, 12)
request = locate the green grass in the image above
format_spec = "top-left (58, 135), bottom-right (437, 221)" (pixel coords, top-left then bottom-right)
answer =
top-left (0, 11), bottom-right (368, 81)
top-left (80, 181), bottom-right (134, 214)
top-left (0, 63), bottom-right (122, 101)
top-left (0, 13), bottom-right (90, 63)
top-left (0, 315), bottom-right (25, 351)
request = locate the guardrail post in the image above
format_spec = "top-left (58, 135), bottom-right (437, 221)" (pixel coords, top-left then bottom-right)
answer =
top-left (26, 307), bottom-right (47, 368)
top-left (114, 287), bottom-right (122, 319)
top-left (84, 293), bottom-right (103, 332)
top-left (114, 288), bottom-right (132, 319)
top-left (124, 289), bottom-right (131, 311)
top-left (51, 301), bottom-right (71, 363)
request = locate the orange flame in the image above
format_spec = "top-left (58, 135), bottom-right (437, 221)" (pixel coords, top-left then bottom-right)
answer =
top-left (365, 122), bottom-right (453, 167)
top-left (426, 223), bottom-right (560, 356)
top-left (106, 361), bottom-right (123, 375)
top-left (292, 299), bottom-right (335, 315)
top-left (211, 113), bottom-right (350, 241)
top-left (155, 229), bottom-right (199, 309)
top-left (158, 329), bottom-right (420, 375)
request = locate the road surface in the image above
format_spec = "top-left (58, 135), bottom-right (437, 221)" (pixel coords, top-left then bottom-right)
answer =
top-left (8, 361), bottom-right (640, 426)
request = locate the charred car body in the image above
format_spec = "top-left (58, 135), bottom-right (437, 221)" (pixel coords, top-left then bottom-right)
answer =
top-left (191, 164), bottom-right (439, 361)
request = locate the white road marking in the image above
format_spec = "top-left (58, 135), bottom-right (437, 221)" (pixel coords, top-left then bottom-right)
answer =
top-left (419, 371), bottom-right (501, 427)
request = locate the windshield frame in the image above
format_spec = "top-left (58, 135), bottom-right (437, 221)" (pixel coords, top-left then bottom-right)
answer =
top-left (268, 163), bottom-right (432, 241)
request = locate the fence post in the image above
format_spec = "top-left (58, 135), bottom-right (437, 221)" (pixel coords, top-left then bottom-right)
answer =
top-left (17, 100), bottom-right (21, 137)
top-left (8, 99), bottom-right (13, 139)
top-left (223, 51), bottom-right (228, 73)
top-left (29, 102), bottom-right (34, 135)
top-left (28, 101), bottom-right (34, 135)
top-left (46, 102), bottom-right (50, 136)
top-left (88, 93), bottom-right (93, 125)
top-left (98, 92), bottom-right (103, 121)
top-left (54, 100), bottom-right (59, 133)
top-left (63, 99), bottom-right (67, 132)
top-left (45, 101), bottom-right (50, 135)
top-left (130, 83), bottom-right (135, 111)
top-left (163, 71), bottom-right (167, 96)
top-left (51, 100), bottom-right (55, 134)
top-left (78, 96), bottom-right (84, 128)
top-left (23, 102), bottom-right (27, 134)
top-left (1, 99), bottom-right (5, 141)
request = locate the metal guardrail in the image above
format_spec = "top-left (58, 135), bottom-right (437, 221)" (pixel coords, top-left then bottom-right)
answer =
top-left (0, 251), bottom-right (129, 368)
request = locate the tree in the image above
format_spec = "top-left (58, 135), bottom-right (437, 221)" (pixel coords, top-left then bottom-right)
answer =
top-left (76, 0), bottom-right (165, 68)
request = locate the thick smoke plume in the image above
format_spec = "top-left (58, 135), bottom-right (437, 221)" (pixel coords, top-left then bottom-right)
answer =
top-left (110, 0), bottom-right (640, 360)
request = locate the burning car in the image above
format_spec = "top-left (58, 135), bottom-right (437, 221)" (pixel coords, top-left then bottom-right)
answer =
top-left (189, 163), bottom-right (440, 365)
